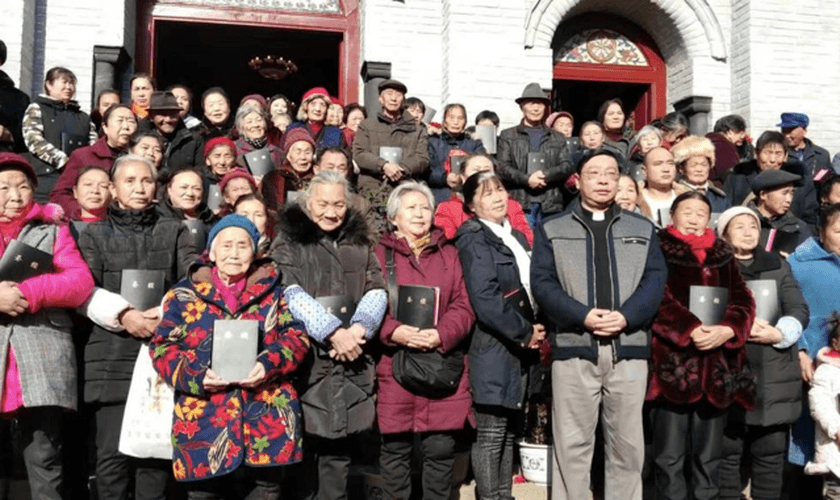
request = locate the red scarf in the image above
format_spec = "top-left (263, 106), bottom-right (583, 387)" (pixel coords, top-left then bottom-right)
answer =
top-left (0, 202), bottom-right (36, 247)
top-left (667, 225), bottom-right (716, 264)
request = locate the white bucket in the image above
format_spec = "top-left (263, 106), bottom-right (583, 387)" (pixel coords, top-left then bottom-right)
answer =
top-left (518, 440), bottom-right (552, 485)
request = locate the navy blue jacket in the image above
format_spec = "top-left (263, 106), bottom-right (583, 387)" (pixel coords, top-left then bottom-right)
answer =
top-left (723, 159), bottom-right (820, 225)
top-left (427, 131), bottom-right (485, 205)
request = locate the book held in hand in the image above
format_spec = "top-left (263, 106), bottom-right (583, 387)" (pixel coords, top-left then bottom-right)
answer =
top-left (765, 229), bottom-right (800, 256)
top-left (207, 184), bottom-right (224, 212)
top-left (243, 148), bottom-right (276, 177)
top-left (212, 320), bottom-right (259, 382)
top-left (379, 147), bottom-right (403, 165)
top-left (182, 220), bottom-right (207, 251)
top-left (475, 125), bottom-right (497, 154)
top-left (397, 285), bottom-right (440, 330)
top-left (503, 287), bottom-right (534, 322)
top-left (61, 133), bottom-right (87, 154)
top-left (745, 279), bottom-right (780, 324)
top-left (0, 239), bottom-right (54, 283)
top-left (316, 295), bottom-right (357, 329)
top-left (120, 269), bottom-right (166, 310)
top-left (689, 286), bottom-right (729, 325)
top-left (450, 156), bottom-right (466, 176)
top-left (527, 153), bottom-right (547, 175)
top-left (658, 208), bottom-right (672, 228)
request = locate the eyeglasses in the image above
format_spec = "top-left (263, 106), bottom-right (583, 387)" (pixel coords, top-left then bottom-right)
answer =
top-left (581, 170), bottom-right (620, 181)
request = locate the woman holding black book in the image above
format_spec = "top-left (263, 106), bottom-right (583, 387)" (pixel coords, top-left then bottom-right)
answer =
top-left (0, 152), bottom-right (95, 500)
top-left (716, 206), bottom-right (809, 500)
top-left (647, 191), bottom-right (756, 500)
top-left (373, 180), bottom-right (474, 500)
top-left (454, 171), bottom-right (544, 500)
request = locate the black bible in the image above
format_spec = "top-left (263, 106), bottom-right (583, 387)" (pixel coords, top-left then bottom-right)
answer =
top-left (689, 286), bottom-right (729, 325)
top-left (527, 153), bottom-right (547, 175)
top-left (396, 285), bottom-right (440, 330)
top-left (0, 240), bottom-right (53, 283)
top-left (61, 133), bottom-right (87, 154)
top-left (211, 319), bottom-right (259, 383)
top-left (745, 279), bottom-right (780, 324)
top-left (120, 269), bottom-right (166, 310)
top-left (243, 148), bottom-right (276, 177)
top-left (316, 295), bottom-right (357, 329)
top-left (182, 220), bottom-right (207, 252)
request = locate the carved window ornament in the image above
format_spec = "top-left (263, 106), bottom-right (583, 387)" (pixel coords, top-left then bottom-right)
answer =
top-left (157, 0), bottom-right (341, 14)
top-left (556, 29), bottom-right (648, 67)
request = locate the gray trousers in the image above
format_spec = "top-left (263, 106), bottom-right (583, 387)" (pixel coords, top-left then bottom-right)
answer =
top-left (550, 344), bottom-right (647, 500)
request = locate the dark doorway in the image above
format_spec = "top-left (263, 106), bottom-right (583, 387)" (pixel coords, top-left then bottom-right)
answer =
top-left (154, 20), bottom-right (342, 113)
top-left (552, 80), bottom-right (649, 136)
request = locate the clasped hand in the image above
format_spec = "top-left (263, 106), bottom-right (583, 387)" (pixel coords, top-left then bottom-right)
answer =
top-left (120, 307), bottom-right (161, 339)
top-left (0, 281), bottom-right (28, 316)
top-left (690, 325), bottom-right (735, 351)
top-left (203, 363), bottom-right (267, 392)
top-left (583, 309), bottom-right (627, 337)
top-left (527, 324), bottom-right (546, 349)
top-left (328, 323), bottom-right (367, 362)
top-left (748, 318), bottom-right (782, 345)
top-left (391, 324), bottom-right (442, 351)
top-left (383, 163), bottom-right (404, 182)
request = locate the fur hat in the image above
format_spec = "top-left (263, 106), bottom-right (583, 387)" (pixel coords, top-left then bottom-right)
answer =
top-left (671, 135), bottom-right (716, 168)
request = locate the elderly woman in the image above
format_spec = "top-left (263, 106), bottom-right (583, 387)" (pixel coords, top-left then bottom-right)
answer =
top-left (158, 167), bottom-right (216, 235)
top-left (270, 170), bottom-right (387, 500)
top-left (233, 105), bottom-right (283, 172)
top-left (373, 180), bottom-right (474, 500)
top-left (434, 154), bottom-right (532, 244)
top-left (626, 125), bottom-right (662, 181)
top-left (260, 128), bottom-right (316, 210)
top-left (648, 191), bottom-right (755, 500)
top-left (0, 152), bottom-right (94, 500)
top-left (23, 67), bottom-right (97, 201)
top-left (287, 87), bottom-right (347, 149)
top-left (427, 104), bottom-right (486, 205)
top-left (150, 214), bottom-right (308, 498)
top-left (199, 87), bottom-right (233, 140)
top-left (786, 204), bottom-right (840, 497)
top-left (50, 103), bottom-right (138, 216)
top-left (454, 172), bottom-right (543, 500)
top-left (599, 98), bottom-right (630, 158)
top-left (712, 206), bottom-right (809, 500)
top-left (79, 154), bottom-right (196, 500)
top-left (546, 111), bottom-right (574, 138)
top-left (671, 135), bottom-right (731, 214)
top-left (723, 130), bottom-right (819, 225)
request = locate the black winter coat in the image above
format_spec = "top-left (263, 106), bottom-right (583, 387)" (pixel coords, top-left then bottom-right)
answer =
top-left (0, 70), bottom-right (30, 153)
top-left (78, 204), bottom-right (198, 403)
top-left (139, 118), bottom-right (204, 173)
top-left (737, 247), bottom-right (809, 426)
top-left (789, 138), bottom-right (831, 177)
top-left (426, 130), bottom-right (485, 205)
top-left (722, 159), bottom-right (819, 225)
top-left (497, 123), bottom-right (572, 216)
top-left (455, 219), bottom-right (536, 410)
top-left (269, 204), bottom-right (386, 439)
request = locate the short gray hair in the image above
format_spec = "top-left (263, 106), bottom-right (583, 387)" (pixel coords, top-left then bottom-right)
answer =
top-left (300, 170), bottom-right (352, 207)
top-left (386, 181), bottom-right (435, 222)
top-left (234, 104), bottom-right (267, 132)
top-left (628, 124), bottom-right (662, 153)
top-left (111, 154), bottom-right (157, 181)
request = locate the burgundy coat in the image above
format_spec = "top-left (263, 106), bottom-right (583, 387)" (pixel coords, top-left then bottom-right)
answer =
top-left (374, 228), bottom-right (475, 434)
top-left (706, 132), bottom-right (741, 187)
top-left (647, 229), bottom-right (756, 410)
top-left (50, 136), bottom-right (115, 216)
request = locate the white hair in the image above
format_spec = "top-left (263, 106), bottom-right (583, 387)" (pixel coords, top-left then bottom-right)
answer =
top-left (300, 170), bottom-right (352, 208)
top-left (234, 104), bottom-right (267, 132)
top-left (110, 154), bottom-right (157, 181)
top-left (386, 181), bottom-right (435, 222)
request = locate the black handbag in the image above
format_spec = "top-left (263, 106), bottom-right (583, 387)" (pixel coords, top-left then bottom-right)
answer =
top-left (385, 247), bottom-right (464, 399)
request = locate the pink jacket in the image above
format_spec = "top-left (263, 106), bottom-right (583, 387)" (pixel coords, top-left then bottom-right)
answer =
top-left (11, 203), bottom-right (94, 312)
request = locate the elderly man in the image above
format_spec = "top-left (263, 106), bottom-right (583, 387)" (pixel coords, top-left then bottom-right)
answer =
top-left (352, 79), bottom-right (429, 237)
top-left (497, 83), bottom-right (572, 227)
top-left (778, 112), bottom-right (831, 177)
top-left (531, 148), bottom-right (667, 500)
top-left (748, 169), bottom-right (813, 257)
top-left (138, 91), bottom-right (202, 175)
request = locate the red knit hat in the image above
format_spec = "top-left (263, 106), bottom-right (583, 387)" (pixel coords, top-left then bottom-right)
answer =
top-left (203, 137), bottom-right (237, 158)
top-left (282, 127), bottom-right (317, 154)
top-left (0, 152), bottom-right (38, 187)
top-left (240, 94), bottom-right (268, 109)
top-left (329, 96), bottom-right (342, 108)
top-left (218, 168), bottom-right (257, 193)
top-left (301, 87), bottom-right (331, 106)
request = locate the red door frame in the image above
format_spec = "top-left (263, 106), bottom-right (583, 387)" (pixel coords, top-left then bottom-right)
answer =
top-left (135, 0), bottom-right (360, 104)
top-left (552, 21), bottom-right (666, 127)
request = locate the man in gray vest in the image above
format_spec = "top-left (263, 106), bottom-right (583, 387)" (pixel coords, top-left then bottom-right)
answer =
top-left (531, 148), bottom-right (667, 500)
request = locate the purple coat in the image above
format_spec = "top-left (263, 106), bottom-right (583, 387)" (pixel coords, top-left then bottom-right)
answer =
top-left (373, 228), bottom-right (475, 434)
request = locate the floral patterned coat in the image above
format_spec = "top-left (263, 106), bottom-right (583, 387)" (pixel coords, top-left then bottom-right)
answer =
top-left (150, 260), bottom-right (310, 482)
top-left (646, 229), bottom-right (756, 410)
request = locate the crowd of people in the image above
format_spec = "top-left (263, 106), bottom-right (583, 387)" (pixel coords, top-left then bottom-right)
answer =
top-left (4, 36), bottom-right (840, 500)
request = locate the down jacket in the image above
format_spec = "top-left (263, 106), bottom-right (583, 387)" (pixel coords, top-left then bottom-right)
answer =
top-left (647, 230), bottom-right (756, 410)
top-left (374, 228), bottom-right (475, 433)
top-left (269, 204), bottom-right (385, 439)
top-left (150, 261), bottom-right (309, 482)
top-left (805, 347), bottom-right (840, 477)
top-left (426, 130), bottom-right (485, 204)
top-left (78, 203), bottom-right (197, 403)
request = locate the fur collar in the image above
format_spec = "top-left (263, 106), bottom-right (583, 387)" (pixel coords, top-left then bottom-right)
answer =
top-left (658, 227), bottom-right (734, 267)
top-left (278, 203), bottom-right (371, 247)
top-left (817, 347), bottom-right (840, 369)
